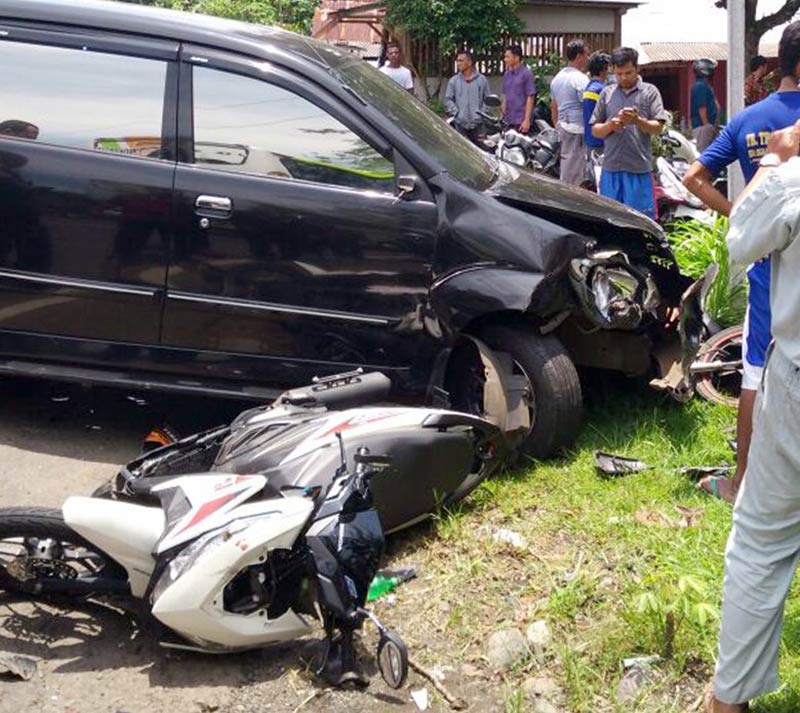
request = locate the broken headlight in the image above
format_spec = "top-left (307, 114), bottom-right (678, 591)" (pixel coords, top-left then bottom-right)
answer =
top-left (569, 250), bottom-right (661, 330)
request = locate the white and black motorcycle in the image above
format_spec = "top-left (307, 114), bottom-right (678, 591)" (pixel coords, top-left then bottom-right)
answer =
top-left (0, 371), bottom-right (501, 688)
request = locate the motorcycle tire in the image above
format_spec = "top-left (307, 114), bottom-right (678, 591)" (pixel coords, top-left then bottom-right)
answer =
top-left (475, 327), bottom-right (582, 461)
top-left (0, 507), bottom-right (127, 597)
top-left (694, 325), bottom-right (744, 409)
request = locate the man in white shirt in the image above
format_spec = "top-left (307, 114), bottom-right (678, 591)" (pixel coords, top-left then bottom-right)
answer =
top-left (380, 43), bottom-right (414, 93)
top-left (551, 39), bottom-right (590, 185)
top-left (709, 119), bottom-right (800, 713)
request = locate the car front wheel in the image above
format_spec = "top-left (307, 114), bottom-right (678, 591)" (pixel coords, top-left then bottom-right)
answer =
top-left (448, 327), bottom-right (583, 461)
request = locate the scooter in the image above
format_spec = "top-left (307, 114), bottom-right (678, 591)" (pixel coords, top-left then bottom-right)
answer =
top-left (0, 441), bottom-right (412, 688)
top-left (97, 370), bottom-right (501, 534)
top-left (655, 156), bottom-right (715, 226)
top-left (0, 372), bottom-right (501, 688)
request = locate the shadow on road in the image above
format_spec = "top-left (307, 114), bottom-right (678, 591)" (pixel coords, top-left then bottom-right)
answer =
top-left (0, 377), bottom-right (253, 464)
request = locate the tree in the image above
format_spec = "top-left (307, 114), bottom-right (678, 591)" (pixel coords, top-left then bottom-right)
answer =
top-left (714, 0), bottom-right (800, 64)
top-left (119, 0), bottom-right (318, 34)
top-left (384, 0), bottom-right (522, 99)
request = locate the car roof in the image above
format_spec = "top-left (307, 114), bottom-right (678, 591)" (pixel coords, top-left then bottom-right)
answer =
top-left (0, 0), bottom-right (349, 71)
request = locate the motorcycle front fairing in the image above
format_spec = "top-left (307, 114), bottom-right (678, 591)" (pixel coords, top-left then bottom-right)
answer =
top-left (146, 475), bottom-right (315, 651)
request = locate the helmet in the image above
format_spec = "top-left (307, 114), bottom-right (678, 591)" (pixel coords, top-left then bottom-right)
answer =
top-left (693, 58), bottom-right (717, 79)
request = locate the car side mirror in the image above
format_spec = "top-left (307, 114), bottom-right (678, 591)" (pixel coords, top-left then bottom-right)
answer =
top-left (395, 175), bottom-right (418, 201)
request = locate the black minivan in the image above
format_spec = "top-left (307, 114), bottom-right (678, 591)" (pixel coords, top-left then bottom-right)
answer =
top-left (0, 0), bottom-right (700, 459)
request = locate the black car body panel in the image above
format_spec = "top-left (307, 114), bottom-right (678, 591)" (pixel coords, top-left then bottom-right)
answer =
top-left (0, 0), bottom-right (697, 403)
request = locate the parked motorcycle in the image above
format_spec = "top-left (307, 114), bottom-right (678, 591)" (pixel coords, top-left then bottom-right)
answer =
top-left (655, 156), bottom-right (714, 226)
top-left (0, 371), bottom-right (501, 688)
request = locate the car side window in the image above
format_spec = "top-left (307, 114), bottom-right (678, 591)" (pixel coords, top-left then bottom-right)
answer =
top-left (192, 67), bottom-right (395, 192)
top-left (0, 40), bottom-right (168, 159)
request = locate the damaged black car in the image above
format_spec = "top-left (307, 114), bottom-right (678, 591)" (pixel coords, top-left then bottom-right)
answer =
top-left (0, 0), bottom-right (702, 459)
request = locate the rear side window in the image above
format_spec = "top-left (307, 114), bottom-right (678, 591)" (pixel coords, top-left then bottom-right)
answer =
top-left (0, 40), bottom-right (167, 159)
top-left (192, 66), bottom-right (395, 192)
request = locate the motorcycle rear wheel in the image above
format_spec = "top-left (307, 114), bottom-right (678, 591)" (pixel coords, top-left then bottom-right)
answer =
top-left (694, 325), bottom-right (744, 409)
top-left (0, 507), bottom-right (128, 597)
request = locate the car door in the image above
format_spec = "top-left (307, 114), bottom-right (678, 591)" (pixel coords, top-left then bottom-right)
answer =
top-left (163, 48), bottom-right (438, 386)
top-left (0, 26), bottom-right (176, 347)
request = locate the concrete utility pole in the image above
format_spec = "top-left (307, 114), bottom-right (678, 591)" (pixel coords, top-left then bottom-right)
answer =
top-left (728, 0), bottom-right (746, 199)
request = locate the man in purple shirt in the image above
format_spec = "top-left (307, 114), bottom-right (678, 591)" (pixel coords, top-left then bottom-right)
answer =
top-left (502, 44), bottom-right (536, 134)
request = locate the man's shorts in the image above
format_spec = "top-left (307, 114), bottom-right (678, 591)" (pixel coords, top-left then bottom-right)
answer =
top-left (599, 170), bottom-right (657, 220)
top-left (742, 259), bottom-right (772, 392)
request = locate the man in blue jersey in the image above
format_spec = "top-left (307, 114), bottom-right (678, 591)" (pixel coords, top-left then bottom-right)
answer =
top-left (583, 51), bottom-right (610, 153)
top-left (683, 21), bottom-right (800, 508)
top-left (683, 22), bottom-right (800, 503)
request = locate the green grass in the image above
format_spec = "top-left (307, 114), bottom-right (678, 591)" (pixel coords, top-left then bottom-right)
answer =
top-left (384, 384), bottom-right (800, 711)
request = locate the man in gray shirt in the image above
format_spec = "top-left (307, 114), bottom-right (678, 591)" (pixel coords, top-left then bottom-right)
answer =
top-left (591, 46), bottom-right (668, 219)
top-left (550, 38), bottom-right (590, 186)
top-left (708, 120), bottom-right (800, 713)
top-left (445, 50), bottom-right (490, 143)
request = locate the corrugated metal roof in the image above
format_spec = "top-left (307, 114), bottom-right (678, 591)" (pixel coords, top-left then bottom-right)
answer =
top-left (639, 41), bottom-right (779, 65)
top-left (524, 0), bottom-right (642, 5)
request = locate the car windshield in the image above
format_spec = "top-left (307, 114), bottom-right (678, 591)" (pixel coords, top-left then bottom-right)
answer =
top-left (329, 58), bottom-right (497, 190)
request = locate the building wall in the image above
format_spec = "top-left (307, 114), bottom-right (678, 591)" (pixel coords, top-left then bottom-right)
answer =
top-left (519, 5), bottom-right (617, 34)
top-left (641, 61), bottom-right (728, 128)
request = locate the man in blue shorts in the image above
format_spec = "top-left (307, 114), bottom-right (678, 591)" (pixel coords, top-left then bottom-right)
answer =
top-left (683, 21), bottom-right (800, 506)
top-left (590, 47), bottom-right (668, 219)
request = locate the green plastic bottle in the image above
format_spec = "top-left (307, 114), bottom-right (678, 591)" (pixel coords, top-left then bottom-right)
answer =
top-left (367, 567), bottom-right (417, 602)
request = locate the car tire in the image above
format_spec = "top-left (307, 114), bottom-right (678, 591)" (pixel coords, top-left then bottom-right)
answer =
top-left (478, 327), bottom-right (583, 461)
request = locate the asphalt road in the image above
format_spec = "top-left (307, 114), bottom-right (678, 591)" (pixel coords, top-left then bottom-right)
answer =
top-left (0, 376), bottom-right (253, 509)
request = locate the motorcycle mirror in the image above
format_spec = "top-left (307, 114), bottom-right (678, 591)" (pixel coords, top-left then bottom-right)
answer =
top-left (483, 94), bottom-right (501, 108)
top-left (376, 629), bottom-right (408, 689)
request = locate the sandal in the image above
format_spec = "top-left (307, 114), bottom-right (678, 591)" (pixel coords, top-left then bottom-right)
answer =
top-left (698, 475), bottom-right (732, 502)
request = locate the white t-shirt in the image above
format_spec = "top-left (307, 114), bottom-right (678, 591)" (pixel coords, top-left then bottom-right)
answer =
top-left (380, 64), bottom-right (414, 90)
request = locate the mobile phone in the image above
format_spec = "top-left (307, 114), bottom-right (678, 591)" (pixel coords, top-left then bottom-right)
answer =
top-left (622, 106), bottom-right (637, 114)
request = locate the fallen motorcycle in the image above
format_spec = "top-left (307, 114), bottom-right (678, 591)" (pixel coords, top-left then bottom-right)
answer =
top-left (0, 371), bottom-right (501, 688)
top-left (97, 370), bottom-right (501, 533)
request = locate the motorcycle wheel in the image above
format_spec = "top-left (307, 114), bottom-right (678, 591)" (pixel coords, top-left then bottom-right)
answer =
top-left (694, 325), bottom-right (743, 409)
top-left (0, 507), bottom-right (127, 597)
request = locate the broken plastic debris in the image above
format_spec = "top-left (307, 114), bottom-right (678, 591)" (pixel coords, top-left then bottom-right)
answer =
top-left (595, 452), bottom-right (653, 476)
top-left (622, 655), bottom-right (662, 670)
top-left (492, 528), bottom-right (527, 549)
top-left (0, 652), bottom-right (37, 681)
top-left (411, 688), bottom-right (429, 711)
top-left (126, 395), bottom-right (149, 406)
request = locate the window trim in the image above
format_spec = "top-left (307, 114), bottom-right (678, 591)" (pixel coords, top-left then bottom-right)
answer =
top-left (178, 45), bottom-right (398, 191)
top-left (0, 28), bottom-right (178, 162)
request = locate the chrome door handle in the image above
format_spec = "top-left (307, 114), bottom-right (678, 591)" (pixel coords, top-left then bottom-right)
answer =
top-left (195, 195), bottom-right (232, 212)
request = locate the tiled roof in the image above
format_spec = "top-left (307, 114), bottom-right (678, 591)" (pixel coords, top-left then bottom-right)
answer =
top-left (639, 41), bottom-right (779, 64)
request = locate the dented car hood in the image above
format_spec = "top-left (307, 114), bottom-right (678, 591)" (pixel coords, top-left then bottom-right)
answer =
top-left (488, 163), bottom-right (661, 236)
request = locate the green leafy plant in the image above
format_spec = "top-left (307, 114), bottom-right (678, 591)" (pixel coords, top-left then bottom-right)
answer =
top-left (122, 0), bottom-right (318, 34)
top-left (634, 573), bottom-right (718, 660)
top-left (667, 216), bottom-right (748, 328)
top-left (384, 0), bottom-right (522, 99)
top-left (526, 51), bottom-right (564, 107)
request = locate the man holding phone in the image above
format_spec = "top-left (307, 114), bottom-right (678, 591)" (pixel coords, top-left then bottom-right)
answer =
top-left (590, 47), bottom-right (668, 219)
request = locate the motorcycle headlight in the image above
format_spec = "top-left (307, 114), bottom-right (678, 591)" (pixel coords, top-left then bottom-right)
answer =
top-left (150, 516), bottom-right (261, 605)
